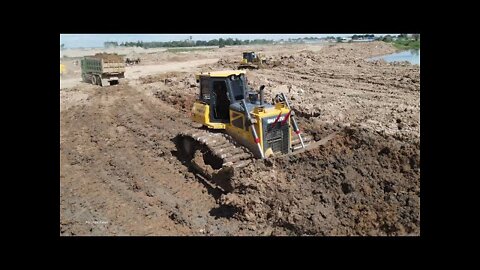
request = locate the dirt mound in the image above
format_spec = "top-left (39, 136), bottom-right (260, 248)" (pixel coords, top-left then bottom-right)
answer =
top-left (139, 71), bottom-right (193, 85)
top-left (139, 52), bottom-right (212, 65)
top-left (90, 53), bottom-right (124, 63)
top-left (220, 125), bottom-right (420, 236)
top-left (204, 58), bottom-right (238, 70)
top-left (231, 43), bottom-right (420, 142)
top-left (138, 72), bottom-right (198, 113)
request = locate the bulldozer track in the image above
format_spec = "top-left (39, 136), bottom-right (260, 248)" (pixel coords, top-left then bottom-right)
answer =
top-left (175, 127), bottom-right (327, 192)
top-left (175, 129), bottom-right (254, 192)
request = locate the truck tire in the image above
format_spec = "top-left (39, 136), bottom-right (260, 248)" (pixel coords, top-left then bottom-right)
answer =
top-left (97, 75), bottom-right (102, 86)
top-left (91, 75), bottom-right (97, 85)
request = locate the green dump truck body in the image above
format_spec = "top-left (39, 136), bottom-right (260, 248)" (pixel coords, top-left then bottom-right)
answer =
top-left (81, 53), bottom-right (125, 86)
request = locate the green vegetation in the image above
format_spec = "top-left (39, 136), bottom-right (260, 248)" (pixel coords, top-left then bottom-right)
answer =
top-left (104, 41), bottom-right (119, 48)
top-left (352, 34), bottom-right (375, 40)
top-left (393, 39), bottom-right (420, 50)
top-left (381, 34), bottom-right (420, 50)
top-left (116, 38), bottom-right (275, 49)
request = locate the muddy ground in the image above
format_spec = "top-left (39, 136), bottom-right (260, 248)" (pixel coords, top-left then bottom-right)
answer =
top-left (60, 41), bottom-right (420, 236)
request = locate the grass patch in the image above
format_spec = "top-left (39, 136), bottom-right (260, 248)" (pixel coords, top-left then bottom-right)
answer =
top-left (392, 39), bottom-right (420, 50)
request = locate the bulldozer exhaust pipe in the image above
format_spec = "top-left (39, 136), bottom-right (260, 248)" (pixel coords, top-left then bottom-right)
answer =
top-left (259, 85), bottom-right (265, 105)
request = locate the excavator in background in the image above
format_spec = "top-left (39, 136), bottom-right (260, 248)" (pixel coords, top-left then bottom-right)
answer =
top-left (238, 51), bottom-right (267, 69)
top-left (175, 70), bottom-right (337, 192)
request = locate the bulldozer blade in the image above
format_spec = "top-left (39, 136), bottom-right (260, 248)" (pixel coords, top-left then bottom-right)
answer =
top-left (292, 135), bottom-right (313, 146)
top-left (290, 132), bottom-right (339, 155)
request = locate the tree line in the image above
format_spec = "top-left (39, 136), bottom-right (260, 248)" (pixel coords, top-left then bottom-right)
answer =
top-left (351, 34), bottom-right (375, 40)
top-left (103, 38), bottom-right (276, 48)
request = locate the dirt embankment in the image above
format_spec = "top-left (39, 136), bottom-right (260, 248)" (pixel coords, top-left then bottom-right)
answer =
top-left (220, 125), bottom-right (420, 236)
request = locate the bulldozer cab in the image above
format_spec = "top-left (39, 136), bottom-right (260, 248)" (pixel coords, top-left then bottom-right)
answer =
top-left (243, 52), bottom-right (256, 63)
top-left (212, 81), bottom-right (230, 121)
top-left (196, 70), bottom-right (247, 124)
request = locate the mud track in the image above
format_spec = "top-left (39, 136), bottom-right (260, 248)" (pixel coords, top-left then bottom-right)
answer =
top-left (60, 84), bottom-right (259, 235)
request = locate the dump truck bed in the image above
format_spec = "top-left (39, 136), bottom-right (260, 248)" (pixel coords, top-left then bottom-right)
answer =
top-left (81, 54), bottom-right (125, 75)
top-left (81, 53), bottom-right (126, 86)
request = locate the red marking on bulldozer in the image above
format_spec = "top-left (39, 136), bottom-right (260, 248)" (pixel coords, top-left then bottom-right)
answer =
top-left (271, 112), bottom-right (283, 128)
top-left (281, 110), bottom-right (292, 125)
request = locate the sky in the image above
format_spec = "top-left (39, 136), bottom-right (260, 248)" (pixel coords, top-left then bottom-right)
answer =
top-left (59, 34), bottom-right (378, 48)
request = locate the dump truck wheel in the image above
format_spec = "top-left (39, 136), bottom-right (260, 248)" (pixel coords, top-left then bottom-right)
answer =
top-left (91, 75), bottom-right (97, 85)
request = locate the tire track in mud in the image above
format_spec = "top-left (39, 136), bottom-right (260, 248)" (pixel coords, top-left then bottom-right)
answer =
top-left (61, 86), bottom-right (193, 235)
top-left (109, 86), bottom-right (259, 235)
top-left (61, 84), bottom-right (252, 235)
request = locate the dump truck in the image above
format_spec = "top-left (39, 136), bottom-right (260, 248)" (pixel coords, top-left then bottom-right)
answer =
top-left (81, 53), bottom-right (125, 86)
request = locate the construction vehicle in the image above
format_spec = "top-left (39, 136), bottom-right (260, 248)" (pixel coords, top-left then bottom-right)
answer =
top-left (238, 51), bottom-right (267, 69)
top-left (125, 57), bottom-right (141, 65)
top-left (175, 70), bottom-right (336, 192)
top-left (81, 53), bottom-right (125, 86)
top-left (60, 63), bottom-right (66, 77)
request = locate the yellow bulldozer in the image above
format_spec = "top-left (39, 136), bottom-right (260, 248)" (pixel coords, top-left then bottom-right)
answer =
top-left (238, 51), bottom-right (267, 69)
top-left (60, 63), bottom-right (66, 77)
top-left (175, 70), bottom-right (336, 192)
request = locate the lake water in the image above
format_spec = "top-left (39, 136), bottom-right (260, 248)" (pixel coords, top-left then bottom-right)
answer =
top-left (369, 49), bottom-right (420, 65)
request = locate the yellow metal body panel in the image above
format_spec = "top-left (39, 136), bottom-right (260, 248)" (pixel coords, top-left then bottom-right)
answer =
top-left (191, 101), bottom-right (226, 129)
top-left (60, 64), bottom-right (66, 75)
top-left (252, 104), bottom-right (291, 152)
top-left (195, 70), bottom-right (246, 80)
top-left (226, 103), bottom-right (291, 157)
top-left (226, 111), bottom-right (252, 148)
